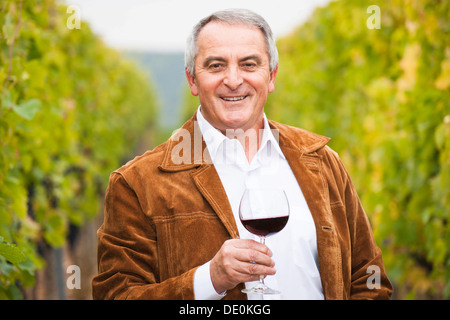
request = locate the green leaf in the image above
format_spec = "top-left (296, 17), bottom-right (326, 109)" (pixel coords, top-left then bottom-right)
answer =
top-left (2, 13), bottom-right (15, 45)
top-left (13, 99), bottom-right (42, 120)
top-left (1, 90), bottom-right (13, 109)
top-left (0, 239), bottom-right (26, 265)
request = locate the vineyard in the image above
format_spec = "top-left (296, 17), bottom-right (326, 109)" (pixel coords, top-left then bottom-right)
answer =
top-left (265, 0), bottom-right (449, 299)
top-left (183, 0), bottom-right (449, 300)
top-left (0, 0), bottom-right (448, 300)
top-left (0, 0), bottom-right (157, 298)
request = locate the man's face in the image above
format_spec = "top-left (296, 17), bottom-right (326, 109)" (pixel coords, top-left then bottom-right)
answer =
top-left (186, 22), bottom-right (278, 133)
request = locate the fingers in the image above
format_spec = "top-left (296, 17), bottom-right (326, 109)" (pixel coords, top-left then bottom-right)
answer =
top-left (232, 239), bottom-right (273, 259)
top-left (232, 243), bottom-right (274, 268)
top-left (210, 239), bottom-right (276, 293)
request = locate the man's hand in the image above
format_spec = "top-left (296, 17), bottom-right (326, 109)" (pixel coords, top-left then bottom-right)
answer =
top-left (209, 239), bottom-right (276, 294)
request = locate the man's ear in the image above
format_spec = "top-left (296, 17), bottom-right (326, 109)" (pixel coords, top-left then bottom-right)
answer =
top-left (268, 64), bottom-right (278, 93)
top-left (185, 67), bottom-right (199, 96)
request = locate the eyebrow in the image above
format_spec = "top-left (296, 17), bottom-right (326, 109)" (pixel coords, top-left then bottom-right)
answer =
top-left (240, 55), bottom-right (262, 64)
top-left (202, 54), bottom-right (263, 68)
top-left (203, 56), bottom-right (226, 68)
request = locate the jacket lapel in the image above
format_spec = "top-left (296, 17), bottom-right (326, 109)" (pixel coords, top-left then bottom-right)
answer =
top-left (272, 121), bottom-right (344, 299)
top-left (281, 147), bottom-right (343, 299)
top-left (190, 165), bottom-right (239, 239)
top-left (159, 112), bottom-right (239, 239)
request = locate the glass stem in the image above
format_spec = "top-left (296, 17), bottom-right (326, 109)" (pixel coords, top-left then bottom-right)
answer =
top-left (259, 236), bottom-right (266, 286)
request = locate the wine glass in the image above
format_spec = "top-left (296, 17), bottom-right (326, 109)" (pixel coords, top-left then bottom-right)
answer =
top-left (239, 187), bottom-right (290, 295)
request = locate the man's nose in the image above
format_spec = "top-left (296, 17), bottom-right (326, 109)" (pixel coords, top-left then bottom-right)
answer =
top-left (223, 65), bottom-right (243, 90)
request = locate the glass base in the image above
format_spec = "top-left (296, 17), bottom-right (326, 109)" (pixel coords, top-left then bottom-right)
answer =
top-left (241, 283), bottom-right (280, 295)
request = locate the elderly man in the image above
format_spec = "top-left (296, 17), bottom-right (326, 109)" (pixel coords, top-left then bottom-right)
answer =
top-left (92, 9), bottom-right (393, 300)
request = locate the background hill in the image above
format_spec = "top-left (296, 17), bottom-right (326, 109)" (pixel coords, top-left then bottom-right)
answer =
top-left (126, 51), bottom-right (186, 130)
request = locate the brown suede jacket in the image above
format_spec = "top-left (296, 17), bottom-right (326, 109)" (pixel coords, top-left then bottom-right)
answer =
top-left (92, 113), bottom-right (393, 300)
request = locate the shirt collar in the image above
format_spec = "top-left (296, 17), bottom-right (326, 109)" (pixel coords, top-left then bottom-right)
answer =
top-left (260, 114), bottom-right (286, 160)
top-left (196, 106), bottom-right (286, 163)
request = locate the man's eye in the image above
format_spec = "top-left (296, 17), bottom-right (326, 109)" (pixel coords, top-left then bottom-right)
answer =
top-left (242, 63), bottom-right (257, 70)
top-left (209, 63), bottom-right (223, 70)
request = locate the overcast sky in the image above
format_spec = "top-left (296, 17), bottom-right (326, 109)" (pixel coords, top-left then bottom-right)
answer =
top-left (65, 0), bottom-right (331, 52)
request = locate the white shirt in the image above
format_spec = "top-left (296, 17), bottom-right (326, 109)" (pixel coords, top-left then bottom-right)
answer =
top-left (194, 107), bottom-right (324, 300)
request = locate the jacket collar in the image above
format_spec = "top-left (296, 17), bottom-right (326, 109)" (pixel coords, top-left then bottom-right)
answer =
top-left (159, 112), bottom-right (331, 172)
top-left (268, 120), bottom-right (331, 156)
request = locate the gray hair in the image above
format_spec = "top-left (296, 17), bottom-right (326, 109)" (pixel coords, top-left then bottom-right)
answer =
top-left (185, 8), bottom-right (279, 76)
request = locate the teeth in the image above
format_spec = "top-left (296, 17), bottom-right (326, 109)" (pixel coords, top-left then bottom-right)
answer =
top-left (222, 96), bottom-right (246, 101)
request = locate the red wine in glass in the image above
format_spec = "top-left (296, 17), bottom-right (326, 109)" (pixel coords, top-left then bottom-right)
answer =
top-left (240, 215), bottom-right (289, 237)
top-left (239, 188), bottom-right (290, 295)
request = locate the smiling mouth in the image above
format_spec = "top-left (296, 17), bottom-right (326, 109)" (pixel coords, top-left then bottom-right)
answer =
top-left (221, 96), bottom-right (247, 102)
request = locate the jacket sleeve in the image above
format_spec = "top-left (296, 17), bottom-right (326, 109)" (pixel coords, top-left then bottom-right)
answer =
top-left (92, 172), bottom-right (197, 300)
top-left (325, 147), bottom-right (393, 300)
top-left (344, 170), bottom-right (392, 299)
